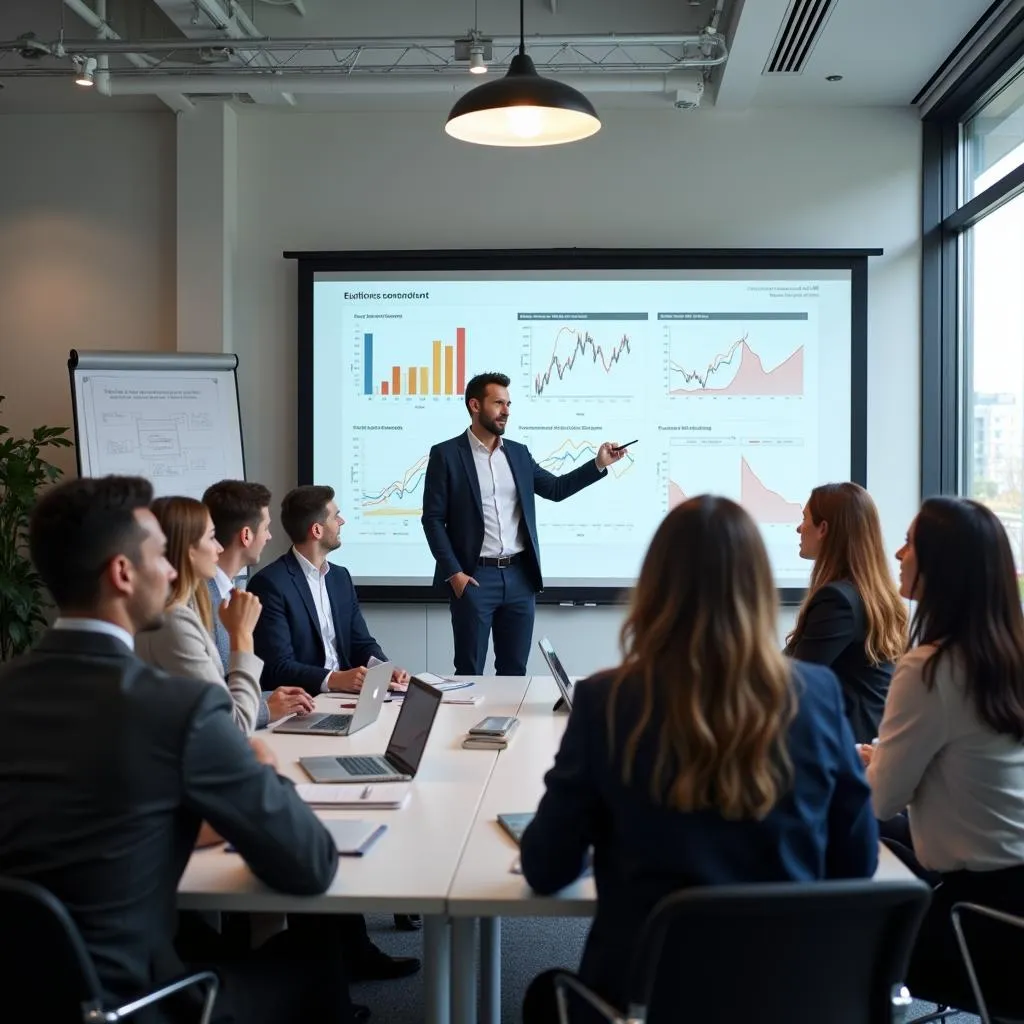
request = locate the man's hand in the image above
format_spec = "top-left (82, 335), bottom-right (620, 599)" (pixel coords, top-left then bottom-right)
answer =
top-left (328, 666), bottom-right (368, 693)
top-left (249, 736), bottom-right (279, 770)
top-left (449, 571), bottom-right (479, 598)
top-left (266, 686), bottom-right (315, 723)
top-left (596, 442), bottom-right (628, 470)
top-left (390, 668), bottom-right (410, 692)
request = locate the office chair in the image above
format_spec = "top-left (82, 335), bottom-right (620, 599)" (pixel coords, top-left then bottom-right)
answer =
top-left (951, 901), bottom-right (1024, 1024)
top-left (538, 879), bottom-right (931, 1024)
top-left (0, 877), bottom-right (219, 1022)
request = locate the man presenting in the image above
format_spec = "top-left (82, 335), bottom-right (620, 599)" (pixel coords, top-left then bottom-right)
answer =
top-left (422, 371), bottom-right (626, 676)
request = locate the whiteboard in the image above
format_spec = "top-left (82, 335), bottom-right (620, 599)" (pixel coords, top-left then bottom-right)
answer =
top-left (69, 350), bottom-right (245, 500)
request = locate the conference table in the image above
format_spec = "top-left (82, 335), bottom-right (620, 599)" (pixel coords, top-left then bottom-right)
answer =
top-left (177, 675), bottom-right (915, 1024)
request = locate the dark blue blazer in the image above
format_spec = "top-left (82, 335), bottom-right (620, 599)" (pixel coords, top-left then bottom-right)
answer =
top-left (421, 431), bottom-right (605, 591)
top-left (520, 662), bottom-right (878, 1011)
top-left (248, 550), bottom-right (386, 696)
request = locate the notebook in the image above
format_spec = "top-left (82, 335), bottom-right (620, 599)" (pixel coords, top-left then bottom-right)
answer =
top-left (296, 783), bottom-right (412, 809)
top-left (496, 812), bottom-right (535, 845)
top-left (322, 819), bottom-right (387, 856)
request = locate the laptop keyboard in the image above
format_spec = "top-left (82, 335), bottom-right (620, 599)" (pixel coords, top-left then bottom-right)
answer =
top-left (337, 755), bottom-right (393, 775)
top-left (312, 714), bottom-right (351, 730)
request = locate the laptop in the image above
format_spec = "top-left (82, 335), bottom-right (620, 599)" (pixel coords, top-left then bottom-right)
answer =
top-left (299, 676), bottom-right (443, 782)
top-left (274, 661), bottom-right (392, 736)
top-left (538, 637), bottom-right (574, 711)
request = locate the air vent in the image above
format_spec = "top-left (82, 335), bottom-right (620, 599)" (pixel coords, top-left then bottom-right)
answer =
top-left (764, 0), bottom-right (838, 75)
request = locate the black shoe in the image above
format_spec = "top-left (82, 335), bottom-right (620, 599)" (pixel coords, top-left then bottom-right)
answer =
top-left (352, 1004), bottom-right (371, 1023)
top-left (349, 944), bottom-right (422, 981)
top-left (393, 913), bottom-right (422, 932)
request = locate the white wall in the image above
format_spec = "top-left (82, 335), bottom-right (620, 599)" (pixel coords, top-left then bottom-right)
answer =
top-left (0, 113), bottom-right (176, 479)
top-left (231, 104), bottom-right (922, 675)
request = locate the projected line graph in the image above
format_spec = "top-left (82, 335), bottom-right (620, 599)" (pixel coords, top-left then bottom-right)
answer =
top-left (537, 437), bottom-right (635, 479)
top-left (358, 452), bottom-right (428, 517)
top-left (530, 326), bottom-right (634, 397)
top-left (662, 313), bottom-right (811, 398)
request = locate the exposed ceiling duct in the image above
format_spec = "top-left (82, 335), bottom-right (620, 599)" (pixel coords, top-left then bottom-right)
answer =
top-left (763, 0), bottom-right (837, 75)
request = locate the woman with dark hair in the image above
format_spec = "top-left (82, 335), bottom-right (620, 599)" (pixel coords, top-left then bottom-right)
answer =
top-left (786, 482), bottom-right (908, 742)
top-left (521, 496), bottom-right (878, 1022)
top-left (863, 496), bottom-right (1024, 1012)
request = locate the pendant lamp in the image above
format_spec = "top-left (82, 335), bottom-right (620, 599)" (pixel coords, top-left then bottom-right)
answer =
top-left (445, 0), bottom-right (601, 147)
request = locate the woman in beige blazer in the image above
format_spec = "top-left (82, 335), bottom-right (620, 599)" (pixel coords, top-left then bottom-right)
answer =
top-left (136, 496), bottom-right (263, 735)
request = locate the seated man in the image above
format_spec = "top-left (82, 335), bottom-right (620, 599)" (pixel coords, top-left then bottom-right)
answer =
top-left (249, 483), bottom-right (424, 946)
top-left (248, 485), bottom-right (409, 696)
top-left (0, 476), bottom-right (353, 1024)
top-left (202, 479), bottom-right (314, 728)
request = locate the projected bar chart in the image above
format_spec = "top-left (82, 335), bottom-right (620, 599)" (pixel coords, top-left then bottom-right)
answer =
top-left (363, 328), bottom-right (466, 396)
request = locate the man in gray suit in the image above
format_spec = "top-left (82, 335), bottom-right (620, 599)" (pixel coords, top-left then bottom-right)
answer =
top-left (202, 479), bottom-right (313, 727)
top-left (0, 476), bottom-right (356, 1023)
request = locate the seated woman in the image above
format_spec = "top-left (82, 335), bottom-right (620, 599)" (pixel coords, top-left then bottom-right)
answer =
top-left (785, 482), bottom-right (908, 743)
top-left (521, 496), bottom-right (878, 1022)
top-left (863, 497), bottom-right (1024, 1013)
top-left (136, 496), bottom-right (263, 735)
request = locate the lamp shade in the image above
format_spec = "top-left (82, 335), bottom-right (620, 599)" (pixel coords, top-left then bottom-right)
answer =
top-left (445, 53), bottom-right (600, 147)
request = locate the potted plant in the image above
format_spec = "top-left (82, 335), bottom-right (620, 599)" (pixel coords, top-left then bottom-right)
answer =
top-left (0, 395), bottom-right (73, 660)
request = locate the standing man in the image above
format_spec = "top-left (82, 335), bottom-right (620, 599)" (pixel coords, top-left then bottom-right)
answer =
top-left (202, 479), bottom-right (314, 727)
top-left (422, 371), bottom-right (625, 676)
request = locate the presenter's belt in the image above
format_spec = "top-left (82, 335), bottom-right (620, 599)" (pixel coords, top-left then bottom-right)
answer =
top-left (478, 553), bottom-right (523, 568)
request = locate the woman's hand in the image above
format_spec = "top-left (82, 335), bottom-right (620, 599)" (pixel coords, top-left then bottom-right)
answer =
top-left (267, 686), bottom-right (315, 722)
top-left (218, 589), bottom-right (262, 653)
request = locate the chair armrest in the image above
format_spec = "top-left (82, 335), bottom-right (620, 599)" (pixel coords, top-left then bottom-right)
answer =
top-left (950, 901), bottom-right (1024, 1024)
top-left (550, 970), bottom-right (638, 1024)
top-left (84, 970), bottom-right (220, 1024)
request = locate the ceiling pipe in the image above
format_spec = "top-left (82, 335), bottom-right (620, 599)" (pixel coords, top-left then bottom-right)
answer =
top-left (61, 0), bottom-right (193, 111)
top-left (6, 32), bottom-right (728, 55)
top-left (105, 71), bottom-right (699, 96)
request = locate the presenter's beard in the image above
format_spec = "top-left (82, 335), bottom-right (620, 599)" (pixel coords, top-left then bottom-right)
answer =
top-left (480, 412), bottom-right (508, 436)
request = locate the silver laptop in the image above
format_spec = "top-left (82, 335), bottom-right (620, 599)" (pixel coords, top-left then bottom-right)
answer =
top-left (274, 662), bottom-right (392, 736)
top-left (299, 675), bottom-right (443, 782)
top-left (538, 637), bottom-right (574, 710)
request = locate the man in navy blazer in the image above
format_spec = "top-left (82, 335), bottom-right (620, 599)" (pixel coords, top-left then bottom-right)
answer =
top-left (248, 485), bottom-right (410, 697)
top-left (422, 371), bottom-right (626, 676)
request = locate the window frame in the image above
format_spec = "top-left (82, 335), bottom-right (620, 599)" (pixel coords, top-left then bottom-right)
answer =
top-left (921, 11), bottom-right (1024, 497)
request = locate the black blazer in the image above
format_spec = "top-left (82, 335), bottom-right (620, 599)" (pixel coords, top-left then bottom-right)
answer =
top-left (421, 431), bottom-right (605, 592)
top-left (520, 663), bottom-right (878, 1012)
top-left (785, 580), bottom-right (894, 743)
top-left (0, 629), bottom-right (338, 1012)
top-left (248, 550), bottom-right (387, 696)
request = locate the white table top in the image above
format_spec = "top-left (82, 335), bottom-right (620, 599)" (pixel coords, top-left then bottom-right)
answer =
top-left (446, 676), bottom-right (914, 917)
top-left (177, 675), bottom-right (532, 913)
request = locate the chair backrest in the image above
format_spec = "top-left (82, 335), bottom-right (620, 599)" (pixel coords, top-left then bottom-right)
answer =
top-left (0, 876), bottom-right (106, 1021)
top-left (629, 879), bottom-right (931, 1024)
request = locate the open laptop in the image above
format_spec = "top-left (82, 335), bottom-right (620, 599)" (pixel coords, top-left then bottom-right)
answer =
top-left (538, 637), bottom-right (574, 711)
top-left (299, 676), bottom-right (443, 782)
top-left (274, 661), bottom-right (392, 736)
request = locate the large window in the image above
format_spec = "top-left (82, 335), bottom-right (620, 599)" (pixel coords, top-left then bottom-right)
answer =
top-left (922, 19), bottom-right (1024, 570)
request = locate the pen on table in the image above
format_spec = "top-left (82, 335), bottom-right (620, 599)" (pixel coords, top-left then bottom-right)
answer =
top-left (361, 785), bottom-right (372, 799)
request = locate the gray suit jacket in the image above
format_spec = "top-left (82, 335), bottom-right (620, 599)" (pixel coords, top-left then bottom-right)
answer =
top-left (0, 628), bottom-right (337, 1012)
top-left (135, 602), bottom-right (262, 736)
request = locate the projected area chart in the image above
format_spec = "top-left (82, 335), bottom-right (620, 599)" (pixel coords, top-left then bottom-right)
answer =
top-left (663, 312), bottom-right (810, 398)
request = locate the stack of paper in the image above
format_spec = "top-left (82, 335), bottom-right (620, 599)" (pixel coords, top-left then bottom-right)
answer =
top-left (295, 783), bottom-right (412, 809)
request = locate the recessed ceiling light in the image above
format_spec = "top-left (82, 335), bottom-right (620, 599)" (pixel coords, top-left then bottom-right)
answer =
top-left (826, 74), bottom-right (843, 82)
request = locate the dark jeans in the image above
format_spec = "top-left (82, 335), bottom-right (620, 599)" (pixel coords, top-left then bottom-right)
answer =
top-left (880, 814), bottom-right (1024, 1014)
top-left (175, 913), bottom-right (355, 1024)
top-left (450, 562), bottom-right (536, 676)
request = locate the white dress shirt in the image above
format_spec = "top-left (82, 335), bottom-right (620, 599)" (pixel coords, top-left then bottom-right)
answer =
top-left (53, 616), bottom-right (134, 652)
top-left (292, 547), bottom-right (340, 692)
top-left (212, 567), bottom-right (233, 602)
top-left (869, 643), bottom-right (1024, 872)
top-left (467, 428), bottom-right (525, 558)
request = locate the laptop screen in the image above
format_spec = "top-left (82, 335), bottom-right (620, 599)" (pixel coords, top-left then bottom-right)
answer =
top-left (386, 677), bottom-right (443, 774)
top-left (538, 638), bottom-right (574, 706)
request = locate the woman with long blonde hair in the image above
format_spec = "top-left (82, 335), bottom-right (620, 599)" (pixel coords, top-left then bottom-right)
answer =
top-left (786, 482), bottom-right (907, 743)
top-left (521, 496), bottom-right (877, 1022)
top-left (136, 496), bottom-right (263, 735)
